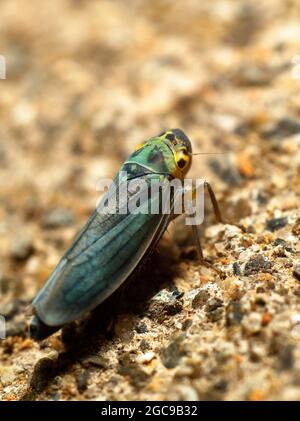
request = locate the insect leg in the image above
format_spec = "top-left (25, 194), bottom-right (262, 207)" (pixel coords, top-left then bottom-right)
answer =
top-left (204, 181), bottom-right (223, 223)
top-left (171, 184), bottom-right (221, 273)
top-left (169, 185), bottom-right (204, 260)
top-left (184, 199), bottom-right (205, 263)
top-left (172, 183), bottom-right (203, 262)
top-left (186, 184), bottom-right (223, 274)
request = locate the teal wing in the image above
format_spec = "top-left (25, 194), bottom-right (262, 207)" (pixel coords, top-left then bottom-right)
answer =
top-left (33, 174), bottom-right (174, 326)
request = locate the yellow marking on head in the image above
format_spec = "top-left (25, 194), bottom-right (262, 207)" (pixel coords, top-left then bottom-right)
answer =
top-left (174, 147), bottom-right (191, 177)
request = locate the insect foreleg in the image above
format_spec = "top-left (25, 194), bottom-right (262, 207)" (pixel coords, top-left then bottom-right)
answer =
top-left (186, 183), bottom-right (223, 274)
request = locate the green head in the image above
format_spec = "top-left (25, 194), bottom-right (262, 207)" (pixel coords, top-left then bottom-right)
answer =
top-left (127, 129), bottom-right (192, 180)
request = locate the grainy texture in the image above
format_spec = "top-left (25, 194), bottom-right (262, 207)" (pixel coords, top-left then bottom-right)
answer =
top-left (0, 0), bottom-right (300, 401)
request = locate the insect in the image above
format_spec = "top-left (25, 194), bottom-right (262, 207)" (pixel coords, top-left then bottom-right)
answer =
top-left (29, 129), bottom-right (222, 340)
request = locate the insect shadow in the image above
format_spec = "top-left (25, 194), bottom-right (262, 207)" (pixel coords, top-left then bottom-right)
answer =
top-left (21, 248), bottom-right (180, 400)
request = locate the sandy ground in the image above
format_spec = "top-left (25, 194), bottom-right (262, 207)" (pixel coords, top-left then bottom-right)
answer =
top-left (0, 0), bottom-right (300, 400)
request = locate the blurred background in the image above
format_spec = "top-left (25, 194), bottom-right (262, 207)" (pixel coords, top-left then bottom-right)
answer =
top-left (0, 0), bottom-right (300, 401)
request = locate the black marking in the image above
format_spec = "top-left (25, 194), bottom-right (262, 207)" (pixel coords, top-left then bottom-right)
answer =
top-left (123, 163), bottom-right (150, 179)
top-left (171, 128), bottom-right (190, 144)
top-left (166, 133), bottom-right (175, 141)
top-left (148, 146), bottom-right (166, 165)
top-left (177, 158), bottom-right (186, 169)
top-left (170, 129), bottom-right (192, 153)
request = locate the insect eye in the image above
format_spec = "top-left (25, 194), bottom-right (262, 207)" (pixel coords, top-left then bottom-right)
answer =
top-left (165, 133), bottom-right (175, 141)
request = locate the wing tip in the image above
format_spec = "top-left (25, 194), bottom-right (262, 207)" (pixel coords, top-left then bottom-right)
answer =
top-left (29, 315), bottom-right (60, 341)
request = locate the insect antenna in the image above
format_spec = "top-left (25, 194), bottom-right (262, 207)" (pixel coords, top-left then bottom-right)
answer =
top-left (191, 152), bottom-right (225, 156)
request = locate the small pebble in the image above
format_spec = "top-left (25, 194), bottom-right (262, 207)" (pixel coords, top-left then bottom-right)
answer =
top-left (213, 379), bottom-right (228, 393)
top-left (205, 297), bottom-right (223, 312)
top-left (209, 159), bottom-right (242, 187)
top-left (6, 320), bottom-right (27, 337)
top-left (160, 336), bottom-right (185, 369)
top-left (0, 366), bottom-right (16, 386)
top-left (250, 344), bottom-right (265, 362)
top-left (244, 254), bottom-right (272, 275)
top-left (233, 262), bottom-right (242, 276)
top-left (140, 340), bottom-right (150, 352)
top-left (207, 307), bottom-right (224, 322)
top-left (263, 117), bottom-right (300, 139)
top-left (226, 301), bottom-right (244, 326)
top-left (76, 370), bottom-right (90, 393)
top-left (118, 356), bottom-right (149, 387)
top-left (147, 289), bottom-right (183, 322)
top-left (293, 264), bottom-right (300, 281)
top-left (192, 289), bottom-right (210, 309)
top-left (242, 313), bottom-right (262, 334)
top-left (135, 322), bottom-right (148, 334)
top-left (266, 217), bottom-right (288, 232)
top-left (234, 64), bottom-right (272, 87)
top-left (273, 238), bottom-right (294, 253)
top-left (292, 218), bottom-right (300, 236)
top-left (278, 345), bottom-right (294, 371)
top-left (205, 298), bottom-right (224, 322)
top-left (0, 300), bottom-right (24, 319)
top-left (215, 342), bottom-right (235, 363)
top-left (10, 236), bottom-right (33, 260)
top-left (137, 351), bottom-right (155, 364)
